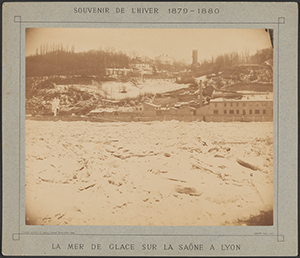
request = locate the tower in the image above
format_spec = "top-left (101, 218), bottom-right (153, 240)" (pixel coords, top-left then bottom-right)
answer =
top-left (192, 50), bottom-right (198, 66)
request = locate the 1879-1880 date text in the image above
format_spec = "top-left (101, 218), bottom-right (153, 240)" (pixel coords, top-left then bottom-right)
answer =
top-left (168, 8), bottom-right (220, 14)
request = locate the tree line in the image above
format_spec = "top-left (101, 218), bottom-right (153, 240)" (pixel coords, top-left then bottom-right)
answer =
top-left (26, 45), bottom-right (131, 77)
top-left (26, 43), bottom-right (273, 78)
top-left (197, 47), bottom-right (273, 75)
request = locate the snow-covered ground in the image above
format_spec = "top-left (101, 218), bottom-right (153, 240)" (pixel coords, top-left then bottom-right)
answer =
top-left (68, 79), bottom-right (190, 100)
top-left (25, 120), bottom-right (273, 226)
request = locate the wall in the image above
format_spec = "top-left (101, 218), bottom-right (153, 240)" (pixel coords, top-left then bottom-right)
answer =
top-left (177, 107), bottom-right (196, 116)
top-left (143, 103), bottom-right (157, 117)
top-left (202, 115), bottom-right (273, 122)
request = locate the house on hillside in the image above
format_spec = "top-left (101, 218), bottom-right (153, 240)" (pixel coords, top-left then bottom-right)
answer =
top-left (131, 57), bottom-right (153, 74)
top-left (154, 54), bottom-right (174, 65)
top-left (106, 68), bottom-right (131, 77)
top-left (133, 63), bottom-right (151, 71)
top-left (197, 93), bottom-right (273, 122)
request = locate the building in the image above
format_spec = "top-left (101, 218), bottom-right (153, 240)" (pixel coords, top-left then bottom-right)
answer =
top-left (143, 102), bottom-right (196, 117)
top-left (132, 63), bottom-right (151, 71)
top-left (175, 106), bottom-right (196, 116)
top-left (197, 93), bottom-right (273, 122)
top-left (191, 49), bottom-right (202, 73)
top-left (89, 105), bottom-right (143, 117)
top-left (143, 102), bottom-right (161, 116)
top-left (106, 68), bottom-right (131, 77)
top-left (152, 97), bottom-right (178, 106)
top-left (154, 54), bottom-right (174, 65)
top-left (130, 57), bottom-right (153, 74)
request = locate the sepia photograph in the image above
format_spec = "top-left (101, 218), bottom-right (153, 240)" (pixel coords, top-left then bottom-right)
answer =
top-left (3, 2), bottom-right (298, 256)
top-left (25, 28), bottom-right (274, 226)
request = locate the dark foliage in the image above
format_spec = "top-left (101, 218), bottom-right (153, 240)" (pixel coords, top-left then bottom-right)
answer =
top-left (224, 209), bottom-right (273, 226)
top-left (26, 48), bottom-right (131, 77)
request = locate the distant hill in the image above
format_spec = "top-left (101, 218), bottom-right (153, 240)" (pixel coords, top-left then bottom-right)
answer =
top-left (26, 61), bottom-right (273, 116)
top-left (25, 76), bottom-right (189, 116)
top-left (201, 63), bottom-right (273, 92)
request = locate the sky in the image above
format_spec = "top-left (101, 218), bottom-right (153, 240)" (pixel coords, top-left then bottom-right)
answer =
top-left (26, 28), bottom-right (272, 63)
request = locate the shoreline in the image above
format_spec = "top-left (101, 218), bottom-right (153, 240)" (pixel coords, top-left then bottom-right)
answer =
top-left (26, 114), bottom-right (272, 123)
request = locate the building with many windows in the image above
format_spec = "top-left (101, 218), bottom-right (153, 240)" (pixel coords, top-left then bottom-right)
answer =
top-left (197, 93), bottom-right (273, 122)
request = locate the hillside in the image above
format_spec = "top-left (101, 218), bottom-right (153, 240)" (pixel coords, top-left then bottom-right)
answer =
top-left (26, 76), bottom-right (191, 115)
top-left (199, 63), bottom-right (273, 91)
top-left (26, 61), bottom-right (273, 116)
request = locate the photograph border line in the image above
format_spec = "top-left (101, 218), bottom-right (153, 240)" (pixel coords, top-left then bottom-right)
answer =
top-left (16, 16), bottom-right (283, 241)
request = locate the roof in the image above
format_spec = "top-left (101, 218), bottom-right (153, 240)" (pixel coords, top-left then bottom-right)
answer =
top-left (210, 93), bottom-right (273, 103)
top-left (143, 102), bottom-right (161, 108)
top-left (90, 106), bottom-right (138, 113)
top-left (174, 102), bottom-right (190, 108)
top-left (90, 108), bottom-right (115, 113)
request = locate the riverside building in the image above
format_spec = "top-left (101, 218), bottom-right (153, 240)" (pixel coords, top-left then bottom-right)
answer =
top-left (197, 92), bottom-right (273, 122)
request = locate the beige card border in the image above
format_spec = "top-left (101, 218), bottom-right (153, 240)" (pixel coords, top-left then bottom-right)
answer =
top-left (2, 2), bottom-right (298, 256)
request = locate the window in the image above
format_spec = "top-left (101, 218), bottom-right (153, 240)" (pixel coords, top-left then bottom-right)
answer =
top-left (213, 110), bottom-right (218, 114)
top-left (215, 103), bottom-right (218, 107)
top-left (255, 110), bottom-right (260, 114)
top-left (263, 109), bottom-right (266, 114)
top-left (236, 110), bottom-right (239, 114)
top-left (242, 103), bottom-right (246, 106)
top-left (224, 103), bottom-right (227, 107)
top-left (249, 110), bottom-right (252, 114)
top-left (262, 102), bottom-right (267, 106)
top-left (243, 110), bottom-right (246, 115)
top-left (229, 110), bottom-right (234, 114)
top-left (230, 103), bottom-right (233, 107)
top-left (236, 103), bottom-right (239, 107)
top-left (224, 110), bottom-right (227, 114)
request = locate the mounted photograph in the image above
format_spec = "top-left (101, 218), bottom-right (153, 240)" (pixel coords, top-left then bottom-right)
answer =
top-left (25, 28), bottom-right (274, 226)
